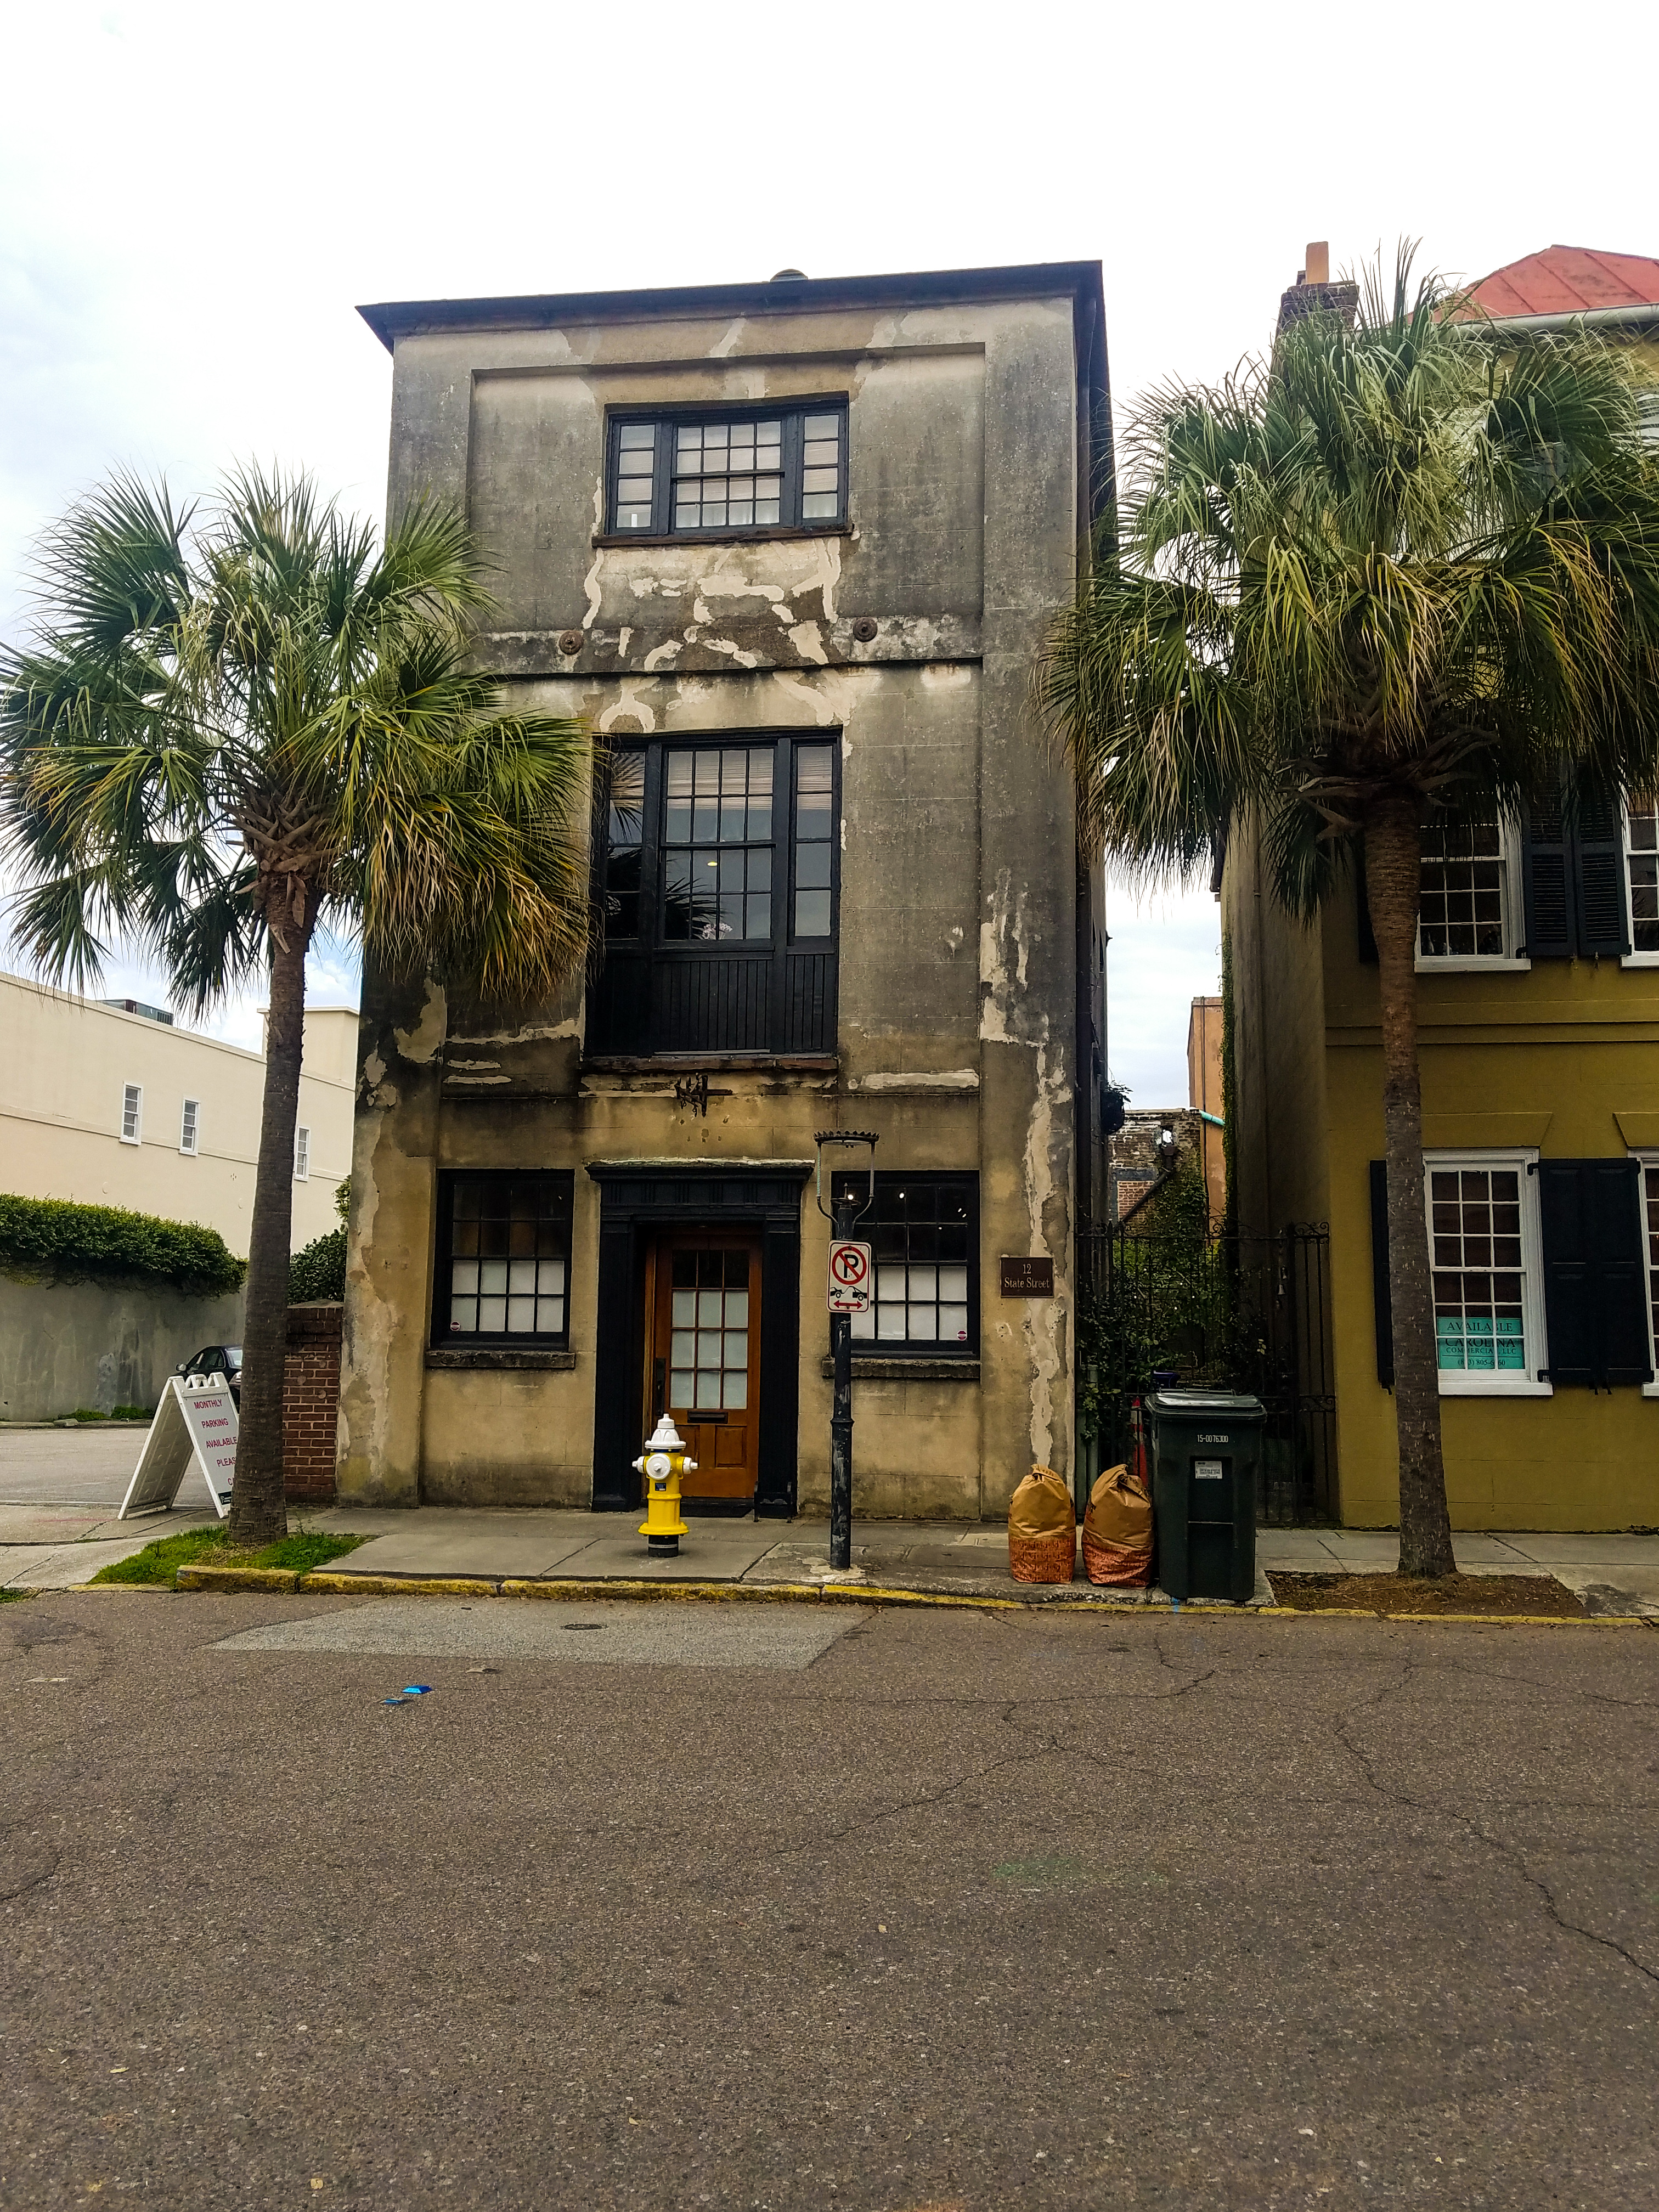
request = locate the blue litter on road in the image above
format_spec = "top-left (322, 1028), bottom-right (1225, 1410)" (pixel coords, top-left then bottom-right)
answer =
top-left (403, 1685), bottom-right (434, 1695)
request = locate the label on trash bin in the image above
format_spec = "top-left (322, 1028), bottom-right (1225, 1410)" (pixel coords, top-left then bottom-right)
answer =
top-left (1193, 1459), bottom-right (1224, 1481)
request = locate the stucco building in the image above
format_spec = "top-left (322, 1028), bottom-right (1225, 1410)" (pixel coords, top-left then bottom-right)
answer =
top-left (0, 972), bottom-right (356, 1257)
top-left (338, 261), bottom-right (1110, 1520)
top-left (1224, 243), bottom-right (1659, 1531)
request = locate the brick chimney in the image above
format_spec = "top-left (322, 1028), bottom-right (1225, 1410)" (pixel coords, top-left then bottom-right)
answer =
top-left (1279, 239), bottom-right (1358, 332)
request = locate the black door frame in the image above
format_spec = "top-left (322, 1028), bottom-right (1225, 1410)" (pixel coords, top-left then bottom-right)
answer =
top-left (588, 1161), bottom-right (809, 1516)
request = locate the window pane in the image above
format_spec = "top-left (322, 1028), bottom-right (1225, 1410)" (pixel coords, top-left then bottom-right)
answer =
top-left (670, 1369), bottom-right (693, 1406)
top-left (478, 1296), bottom-right (506, 1331)
top-left (723, 1372), bottom-right (748, 1409)
top-left (804, 414), bottom-right (839, 438)
top-left (802, 493), bottom-right (839, 519)
top-left (725, 1290), bottom-right (749, 1327)
top-left (1420, 819), bottom-right (1506, 957)
top-left (480, 1261), bottom-right (508, 1294)
top-left (619, 422), bottom-right (655, 449)
top-left (940, 1304), bottom-right (969, 1342)
top-left (452, 1261), bottom-right (479, 1295)
top-left (907, 1307), bottom-right (939, 1341)
top-left (506, 1297), bottom-right (535, 1333)
top-left (508, 1259), bottom-right (537, 1294)
top-left (795, 843), bottom-right (831, 890)
top-left (803, 440), bottom-right (839, 467)
top-left (694, 1370), bottom-right (722, 1409)
top-left (795, 889), bottom-right (832, 937)
top-left (450, 1301), bottom-right (477, 1333)
top-left (802, 467), bottom-right (839, 495)
top-left (723, 1330), bottom-right (748, 1368)
top-left (671, 1330), bottom-right (695, 1364)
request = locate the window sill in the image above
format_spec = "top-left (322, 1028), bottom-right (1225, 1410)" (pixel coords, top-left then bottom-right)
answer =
top-left (583, 1054), bottom-right (837, 1074)
top-left (1415, 957), bottom-right (1531, 974)
top-left (1436, 1376), bottom-right (1553, 1398)
top-left (1644, 1381), bottom-right (1659, 1399)
top-left (819, 1356), bottom-right (980, 1383)
top-left (592, 523), bottom-right (854, 551)
top-left (426, 1348), bottom-right (577, 1372)
top-left (1621, 952), bottom-right (1659, 968)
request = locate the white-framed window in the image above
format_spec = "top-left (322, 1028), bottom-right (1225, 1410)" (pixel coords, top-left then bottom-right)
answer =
top-left (294, 1125), bottom-right (311, 1182)
top-left (120, 1084), bottom-right (143, 1144)
top-left (1424, 1148), bottom-right (1551, 1396)
top-left (1634, 1151), bottom-right (1659, 1400)
top-left (179, 1098), bottom-right (200, 1155)
top-left (1417, 817), bottom-right (1528, 970)
top-left (1623, 794), bottom-right (1658, 965)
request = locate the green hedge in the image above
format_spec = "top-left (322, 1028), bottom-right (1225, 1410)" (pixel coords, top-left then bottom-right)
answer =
top-left (289, 1226), bottom-right (346, 1303)
top-left (0, 1193), bottom-right (245, 1297)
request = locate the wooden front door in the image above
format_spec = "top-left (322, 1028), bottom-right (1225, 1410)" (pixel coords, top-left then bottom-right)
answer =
top-left (645, 1232), bottom-right (763, 1503)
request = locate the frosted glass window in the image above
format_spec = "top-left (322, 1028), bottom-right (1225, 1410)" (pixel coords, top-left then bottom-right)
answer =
top-left (844, 1176), bottom-right (977, 1354)
top-left (442, 1175), bottom-right (572, 1343)
top-left (667, 1248), bottom-right (751, 1417)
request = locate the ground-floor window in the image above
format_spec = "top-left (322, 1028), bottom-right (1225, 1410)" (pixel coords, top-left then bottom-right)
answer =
top-left (432, 1171), bottom-right (574, 1346)
top-left (1423, 1149), bottom-right (1549, 1395)
top-left (1636, 1153), bottom-right (1659, 1395)
top-left (833, 1171), bottom-right (978, 1355)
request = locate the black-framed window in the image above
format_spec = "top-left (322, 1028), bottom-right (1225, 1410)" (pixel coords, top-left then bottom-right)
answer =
top-left (834, 1171), bottom-right (979, 1354)
top-left (432, 1171), bottom-right (574, 1346)
top-left (591, 735), bottom-right (839, 1057)
top-left (606, 402), bottom-right (847, 538)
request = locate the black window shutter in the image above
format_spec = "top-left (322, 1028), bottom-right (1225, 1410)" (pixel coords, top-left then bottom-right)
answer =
top-left (1369, 1160), bottom-right (1394, 1386)
top-left (1356, 850), bottom-right (1378, 965)
top-left (1538, 1158), bottom-right (1653, 1387)
top-left (1571, 781), bottom-right (1632, 957)
top-left (1521, 780), bottom-right (1574, 958)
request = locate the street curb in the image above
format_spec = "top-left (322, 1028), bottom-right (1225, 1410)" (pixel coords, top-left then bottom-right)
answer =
top-left (176, 1564), bottom-right (300, 1594)
top-left (148, 1567), bottom-right (1656, 1624)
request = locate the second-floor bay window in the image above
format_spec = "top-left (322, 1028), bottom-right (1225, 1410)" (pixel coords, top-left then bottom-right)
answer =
top-left (591, 735), bottom-right (839, 1058)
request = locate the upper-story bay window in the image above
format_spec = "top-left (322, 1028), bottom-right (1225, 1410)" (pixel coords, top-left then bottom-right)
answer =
top-left (590, 735), bottom-right (839, 1058)
top-left (606, 402), bottom-right (848, 540)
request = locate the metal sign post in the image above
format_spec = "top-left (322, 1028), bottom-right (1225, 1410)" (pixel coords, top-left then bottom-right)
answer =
top-left (813, 1132), bottom-right (878, 1571)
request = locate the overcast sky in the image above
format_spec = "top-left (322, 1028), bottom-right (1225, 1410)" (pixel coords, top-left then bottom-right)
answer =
top-left (2, 0), bottom-right (1650, 1094)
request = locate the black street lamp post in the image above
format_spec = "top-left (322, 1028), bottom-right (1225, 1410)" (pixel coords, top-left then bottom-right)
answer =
top-left (814, 1130), bottom-right (878, 1572)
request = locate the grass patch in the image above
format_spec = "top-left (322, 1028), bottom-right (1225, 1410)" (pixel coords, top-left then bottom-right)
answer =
top-left (1, 1587), bottom-right (35, 1603)
top-left (90, 1526), bottom-right (369, 1587)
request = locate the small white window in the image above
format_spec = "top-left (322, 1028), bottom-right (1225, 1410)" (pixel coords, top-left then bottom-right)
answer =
top-left (1424, 1149), bottom-right (1551, 1396)
top-left (294, 1125), bottom-right (311, 1182)
top-left (1417, 817), bottom-right (1527, 970)
top-left (1634, 1152), bottom-right (1659, 1398)
top-left (1623, 795), bottom-right (1659, 965)
top-left (120, 1084), bottom-right (143, 1144)
top-left (179, 1098), bottom-right (200, 1155)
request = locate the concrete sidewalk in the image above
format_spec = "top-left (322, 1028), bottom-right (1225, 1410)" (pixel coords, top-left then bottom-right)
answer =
top-left (7, 1495), bottom-right (1659, 1612)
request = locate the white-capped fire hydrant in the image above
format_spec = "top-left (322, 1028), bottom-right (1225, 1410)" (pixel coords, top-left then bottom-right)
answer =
top-left (633, 1414), bottom-right (695, 1556)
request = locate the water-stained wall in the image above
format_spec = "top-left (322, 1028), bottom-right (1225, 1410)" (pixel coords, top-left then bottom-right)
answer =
top-left (340, 270), bottom-right (1107, 1517)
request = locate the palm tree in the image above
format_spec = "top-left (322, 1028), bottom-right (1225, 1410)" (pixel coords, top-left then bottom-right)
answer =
top-left (1037, 250), bottom-right (1659, 1576)
top-left (2, 469), bottom-right (592, 1549)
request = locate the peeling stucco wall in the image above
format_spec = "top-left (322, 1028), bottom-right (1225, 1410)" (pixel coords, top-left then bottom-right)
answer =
top-left (338, 285), bottom-right (1093, 1514)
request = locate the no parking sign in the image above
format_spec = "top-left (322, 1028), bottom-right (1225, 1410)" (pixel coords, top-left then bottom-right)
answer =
top-left (827, 1239), bottom-right (873, 1314)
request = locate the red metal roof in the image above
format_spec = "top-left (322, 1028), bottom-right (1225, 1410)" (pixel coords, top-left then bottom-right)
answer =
top-left (1468, 244), bottom-right (1659, 319)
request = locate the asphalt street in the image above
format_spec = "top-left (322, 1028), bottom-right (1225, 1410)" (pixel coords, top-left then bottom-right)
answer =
top-left (3, 1590), bottom-right (1657, 2211)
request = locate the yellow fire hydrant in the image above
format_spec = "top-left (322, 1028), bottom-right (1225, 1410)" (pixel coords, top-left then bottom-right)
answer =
top-left (634, 1415), bottom-right (695, 1556)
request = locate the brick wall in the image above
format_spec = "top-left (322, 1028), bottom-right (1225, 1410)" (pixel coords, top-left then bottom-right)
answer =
top-left (284, 1301), bottom-right (342, 1502)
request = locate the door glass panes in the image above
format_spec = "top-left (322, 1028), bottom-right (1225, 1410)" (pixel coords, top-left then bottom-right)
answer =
top-left (793, 746), bottom-right (834, 938)
top-left (1628, 795), bottom-right (1658, 952)
top-left (668, 1249), bottom-right (751, 1410)
top-left (447, 1178), bottom-right (570, 1338)
top-left (614, 424), bottom-right (656, 531)
top-left (663, 748), bottom-right (773, 940)
top-left (605, 751), bottom-right (646, 938)
top-left (1429, 1167), bottom-right (1526, 1371)
top-left (800, 412), bottom-right (843, 520)
top-left (846, 1178), bottom-right (973, 1347)
top-left (1420, 821), bottom-right (1505, 956)
top-left (674, 419), bottom-right (783, 531)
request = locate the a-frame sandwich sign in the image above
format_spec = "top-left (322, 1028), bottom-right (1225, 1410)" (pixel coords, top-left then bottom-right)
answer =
top-left (118, 1374), bottom-right (239, 1520)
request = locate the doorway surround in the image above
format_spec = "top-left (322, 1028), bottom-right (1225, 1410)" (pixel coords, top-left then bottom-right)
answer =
top-left (587, 1159), bottom-right (811, 1516)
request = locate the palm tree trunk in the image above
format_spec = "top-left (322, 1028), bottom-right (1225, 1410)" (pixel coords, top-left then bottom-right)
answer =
top-left (1364, 796), bottom-right (1457, 1578)
top-left (225, 925), bottom-right (313, 1550)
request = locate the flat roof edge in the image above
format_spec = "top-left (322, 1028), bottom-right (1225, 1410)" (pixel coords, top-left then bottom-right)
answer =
top-left (357, 261), bottom-right (1105, 353)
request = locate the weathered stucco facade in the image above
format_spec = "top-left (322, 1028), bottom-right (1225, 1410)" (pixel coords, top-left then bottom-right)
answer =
top-left (338, 263), bottom-right (1109, 1519)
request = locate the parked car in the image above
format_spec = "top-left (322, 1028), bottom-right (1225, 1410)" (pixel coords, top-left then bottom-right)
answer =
top-left (176, 1345), bottom-right (242, 1409)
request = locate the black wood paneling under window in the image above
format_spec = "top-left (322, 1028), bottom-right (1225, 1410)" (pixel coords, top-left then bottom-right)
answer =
top-left (606, 402), bottom-right (847, 539)
top-left (591, 735), bottom-right (839, 1058)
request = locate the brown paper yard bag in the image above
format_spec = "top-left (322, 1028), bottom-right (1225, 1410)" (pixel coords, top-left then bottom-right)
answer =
top-left (1082, 1462), bottom-right (1153, 1587)
top-left (1008, 1463), bottom-right (1076, 1583)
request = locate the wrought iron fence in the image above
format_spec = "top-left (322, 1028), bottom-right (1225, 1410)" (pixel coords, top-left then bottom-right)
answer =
top-left (1074, 1223), bottom-right (1335, 1526)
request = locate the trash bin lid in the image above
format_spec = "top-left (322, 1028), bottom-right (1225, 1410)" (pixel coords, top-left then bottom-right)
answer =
top-left (1147, 1389), bottom-right (1266, 1420)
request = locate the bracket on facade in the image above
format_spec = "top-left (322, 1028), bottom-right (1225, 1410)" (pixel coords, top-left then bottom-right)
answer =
top-left (673, 1069), bottom-right (734, 1119)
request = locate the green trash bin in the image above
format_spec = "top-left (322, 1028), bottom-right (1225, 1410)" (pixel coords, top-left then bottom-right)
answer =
top-left (1148, 1389), bottom-right (1266, 1604)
